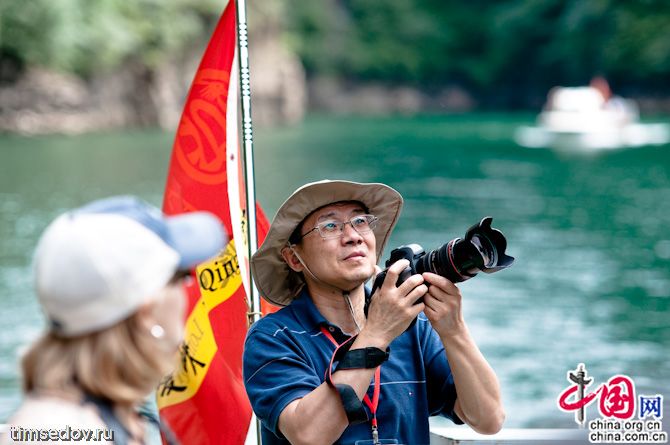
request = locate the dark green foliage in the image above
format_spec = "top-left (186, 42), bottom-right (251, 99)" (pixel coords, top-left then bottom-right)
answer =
top-left (0, 0), bottom-right (222, 77)
top-left (284, 0), bottom-right (670, 105)
top-left (1, 0), bottom-right (668, 104)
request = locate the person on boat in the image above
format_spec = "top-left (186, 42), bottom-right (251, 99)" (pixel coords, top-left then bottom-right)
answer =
top-left (589, 75), bottom-right (638, 125)
top-left (4, 196), bottom-right (226, 445)
top-left (243, 179), bottom-right (504, 444)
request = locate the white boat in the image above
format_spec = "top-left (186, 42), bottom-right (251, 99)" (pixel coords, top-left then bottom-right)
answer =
top-left (514, 84), bottom-right (670, 151)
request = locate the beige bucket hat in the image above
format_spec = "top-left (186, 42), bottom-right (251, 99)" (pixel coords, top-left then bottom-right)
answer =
top-left (251, 180), bottom-right (403, 307)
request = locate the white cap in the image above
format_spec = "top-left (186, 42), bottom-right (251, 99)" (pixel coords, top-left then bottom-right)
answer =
top-left (34, 196), bottom-right (227, 337)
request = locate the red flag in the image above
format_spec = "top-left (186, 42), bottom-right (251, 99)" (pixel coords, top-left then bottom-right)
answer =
top-left (158, 2), bottom-right (276, 443)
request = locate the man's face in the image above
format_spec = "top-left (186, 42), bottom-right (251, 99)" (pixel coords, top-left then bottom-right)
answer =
top-left (293, 202), bottom-right (377, 292)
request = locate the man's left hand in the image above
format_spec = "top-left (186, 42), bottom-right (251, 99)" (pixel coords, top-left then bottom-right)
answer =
top-left (421, 272), bottom-right (465, 338)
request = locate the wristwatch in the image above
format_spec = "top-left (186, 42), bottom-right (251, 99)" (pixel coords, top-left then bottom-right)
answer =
top-left (336, 347), bottom-right (390, 370)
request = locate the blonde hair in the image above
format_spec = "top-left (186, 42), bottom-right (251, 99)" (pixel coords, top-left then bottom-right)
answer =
top-left (22, 310), bottom-right (176, 405)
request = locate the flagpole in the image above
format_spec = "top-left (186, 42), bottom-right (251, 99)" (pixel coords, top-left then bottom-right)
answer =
top-left (234, 0), bottom-right (263, 443)
top-left (234, 0), bottom-right (261, 325)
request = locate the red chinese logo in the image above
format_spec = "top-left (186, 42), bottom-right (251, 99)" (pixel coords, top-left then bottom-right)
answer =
top-left (558, 364), bottom-right (636, 425)
top-left (174, 68), bottom-right (231, 185)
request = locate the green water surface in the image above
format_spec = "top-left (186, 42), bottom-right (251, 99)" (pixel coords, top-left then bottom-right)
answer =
top-left (1, 113), bottom-right (668, 428)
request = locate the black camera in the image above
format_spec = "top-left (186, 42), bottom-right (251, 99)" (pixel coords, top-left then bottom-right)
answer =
top-left (366, 216), bottom-right (514, 318)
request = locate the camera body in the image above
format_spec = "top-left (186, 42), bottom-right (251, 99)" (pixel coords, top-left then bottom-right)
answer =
top-left (365, 216), bottom-right (514, 323)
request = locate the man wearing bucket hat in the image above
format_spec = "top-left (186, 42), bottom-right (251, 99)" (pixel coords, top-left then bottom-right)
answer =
top-left (244, 180), bottom-right (504, 444)
top-left (5, 196), bottom-right (226, 445)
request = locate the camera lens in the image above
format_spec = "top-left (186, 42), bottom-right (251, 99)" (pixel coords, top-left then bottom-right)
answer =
top-left (471, 233), bottom-right (497, 269)
top-left (413, 242), bottom-right (465, 283)
top-left (414, 217), bottom-right (513, 283)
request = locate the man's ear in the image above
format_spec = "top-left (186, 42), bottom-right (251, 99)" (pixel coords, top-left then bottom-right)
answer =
top-left (281, 246), bottom-right (304, 272)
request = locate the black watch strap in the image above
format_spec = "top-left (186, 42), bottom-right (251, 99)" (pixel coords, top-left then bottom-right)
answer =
top-left (336, 347), bottom-right (390, 370)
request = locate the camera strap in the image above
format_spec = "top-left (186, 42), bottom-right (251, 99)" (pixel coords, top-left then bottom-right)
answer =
top-left (321, 326), bottom-right (382, 442)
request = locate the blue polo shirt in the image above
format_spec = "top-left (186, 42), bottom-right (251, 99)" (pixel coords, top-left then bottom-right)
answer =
top-left (243, 289), bottom-right (462, 444)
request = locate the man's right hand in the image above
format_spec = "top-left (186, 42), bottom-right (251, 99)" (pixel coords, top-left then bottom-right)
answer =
top-left (359, 259), bottom-right (427, 348)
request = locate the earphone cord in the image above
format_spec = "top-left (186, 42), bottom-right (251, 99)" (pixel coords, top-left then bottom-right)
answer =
top-left (343, 291), bottom-right (362, 333)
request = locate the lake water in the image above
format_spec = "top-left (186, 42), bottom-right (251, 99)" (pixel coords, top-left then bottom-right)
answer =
top-left (1, 113), bottom-right (668, 430)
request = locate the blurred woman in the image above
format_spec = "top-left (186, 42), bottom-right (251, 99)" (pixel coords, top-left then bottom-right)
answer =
top-left (4, 196), bottom-right (226, 445)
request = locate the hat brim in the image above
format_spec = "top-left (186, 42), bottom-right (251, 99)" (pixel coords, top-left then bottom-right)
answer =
top-left (77, 195), bottom-right (227, 271)
top-left (164, 212), bottom-right (228, 270)
top-left (251, 180), bottom-right (403, 307)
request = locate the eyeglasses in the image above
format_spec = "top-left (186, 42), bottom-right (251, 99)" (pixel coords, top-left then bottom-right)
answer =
top-left (299, 214), bottom-right (378, 240)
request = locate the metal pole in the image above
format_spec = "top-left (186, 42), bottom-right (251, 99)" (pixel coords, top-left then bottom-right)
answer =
top-left (234, 0), bottom-right (262, 441)
top-left (234, 0), bottom-right (261, 324)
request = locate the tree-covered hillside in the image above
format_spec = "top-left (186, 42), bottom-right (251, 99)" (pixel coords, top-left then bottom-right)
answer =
top-left (2, 0), bottom-right (669, 109)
